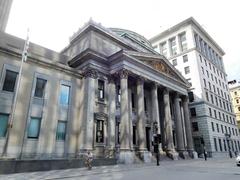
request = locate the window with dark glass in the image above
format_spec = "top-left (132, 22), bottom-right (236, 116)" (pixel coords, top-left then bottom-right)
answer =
top-left (0, 114), bottom-right (9, 137)
top-left (172, 59), bottom-right (177, 66)
top-left (56, 121), bottom-right (67, 140)
top-left (96, 120), bottom-right (104, 143)
top-left (60, 85), bottom-right (70, 105)
top-left (27, 117), bottom-right (41, 138)
top-left (216, 123), bottom-right (219, 132)
top-left (192, 122), bottom-right (198, 131)
top-left (2, 70), bottom-right (18, 92)
top-left (131, 93), bottom-right (135, 109)
top-left (144, 97), bottom-right (147, 111)
top-left (133, 126), bottom-right (136, 145)
top-left (223, 139), bottom-right (227, 151)
top-left (98, 80), bottom-right (104, 100)
top-left (190, 108), bottom-right (196, 117)
top-left (183, 55), bottom-right (188, 63)
top-left (184, 66), bottom-right (190, 74)
top-left (211, 122), bottom-right (215, 132)
top-left (214, 138), bottom-right (218, 151)
top-left (188, 91), bottom-right (194, 102)
top-left (219, 139), bottom-right (222, 151)
top-left (34, 78), bottom-right (47, 98)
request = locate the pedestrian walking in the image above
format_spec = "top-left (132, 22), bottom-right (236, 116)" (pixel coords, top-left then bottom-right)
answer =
top-left (203, 146), bottom-right (207, 161)
top-left (85, 151), bottom-right (93, 170)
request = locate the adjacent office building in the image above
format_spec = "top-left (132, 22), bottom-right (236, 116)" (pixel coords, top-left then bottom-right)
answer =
top-left (150, 17), bottom-right (240, 157)
top-left (228, 80), bottom-right (240, 131)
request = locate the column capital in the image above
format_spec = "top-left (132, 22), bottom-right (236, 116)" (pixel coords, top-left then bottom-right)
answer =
top-left (108, 75), bottom-right (116, 84)
top-left (118, 69), bottom-right (129, 79)
top-left (83, 68), bottom-right (98, 79)
top-left (182, 95), bottom-right (189, 103)
top-left (136, 76), bottom-right (145, 85)
top-left (151, 82), bottom-right (159, 90)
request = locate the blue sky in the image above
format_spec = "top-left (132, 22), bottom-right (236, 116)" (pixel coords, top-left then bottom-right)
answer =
top-left (6, 0), bottom-right (240, 81)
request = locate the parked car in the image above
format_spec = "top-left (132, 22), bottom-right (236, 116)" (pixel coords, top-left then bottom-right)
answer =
top-left (236, 154), bottom-right (240, 166)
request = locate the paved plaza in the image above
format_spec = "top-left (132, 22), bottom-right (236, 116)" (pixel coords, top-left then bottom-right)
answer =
top-left (0, 158), bottom-right (239, 180)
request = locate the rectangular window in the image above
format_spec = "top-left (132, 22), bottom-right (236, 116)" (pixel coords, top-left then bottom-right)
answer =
top-left (131, 93), bottom-right (135, 109)
top-left (169, 38), bottom-right (177, 56)
top-left (192, 122), bottom-right (198, 131)
top-left (28, 117), bottom-right (41, 139)
top-left (209, 108), bottom-right (212, 117)
top-left (216, 123), bottom-right (219, 132)
top-left (2, 70), bottom-right (18, 92)
top-left (60, 85), bottom-right (70, 105)
top-left (221, 125), bottom-right (224, 133)
top-left (219, 139), bottom-right (222, 151)
top-left (183, 55), bottom-right (188, 63)
top-left (96, 120), bottom-right (104, 143)
top-left (211, 122), bottom-right (215, 132)
top-left (223, 139), bottom-right (227, 151)
top-left (179, 33), bottom-right (187, 51)
top-left (34, 78), bottom-right (47, 98)
top-left (160, 42), bottom-right (167, 57)
top-left (0, 114), bottom-right (9, 137)
top-left (133, 126), bottom-right (136, 145)
top-left (98, 80), bottom-right (104, 100)
top-left (184, 66), bottom-right (190, 74)
top-left (214, 138), bottom-right (218, 151)
top-left (56, 121), bottom-right (67, 140)
top-left (190, 108), bottom-right (196, 117)
top-left (205, 91), bottom-right (209, 101)
top-left (188, 91), bottom-right (194, 102)
top-left (172, 59), bottom-right (177, 66)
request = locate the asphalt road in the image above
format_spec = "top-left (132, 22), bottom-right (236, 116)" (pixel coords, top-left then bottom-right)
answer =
top-left (0, 158), bottom-right (239, 180)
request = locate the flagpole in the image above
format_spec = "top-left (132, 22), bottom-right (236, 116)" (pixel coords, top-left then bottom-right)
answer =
top-left (1, 29), bottom-right (30, 158)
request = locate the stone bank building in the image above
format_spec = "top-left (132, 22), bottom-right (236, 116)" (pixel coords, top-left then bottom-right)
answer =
top-left (0, 20), bottom-right (195, 163)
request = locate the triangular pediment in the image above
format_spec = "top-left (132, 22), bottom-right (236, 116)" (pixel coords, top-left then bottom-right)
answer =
top-left (125, 51), bottom-right (189, 85)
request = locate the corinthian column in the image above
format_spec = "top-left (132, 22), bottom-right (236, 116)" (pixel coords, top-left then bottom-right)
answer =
top-left (107, 76), bottom-right (116, 157)
top-left (174, 93), bottom-right (185, 158)
top-left (151, 83), bottom-right (162, 152)
top-left (136, 77), bottom-right (146, 151)
top-left (118, 69), bottom-right (135, 163)
top-left (79, 68), bottom-right (97, 154)
top-left (182, 96), bottom-right (197, 158)
top-left (163, 88), bottom-right (178, 159)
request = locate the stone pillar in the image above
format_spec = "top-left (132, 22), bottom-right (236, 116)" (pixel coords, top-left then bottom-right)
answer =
top-left (182, 96), bottom-right (197, 158)
top-left (163, 88), bottom-right (178, 159)
top-left (151, 83), bottom-right (163, 152)
top-left (136, 78), bottom-right (146, 151)
top-left (79, 69), bottom-right (97, 154)
top-left (107, 77), bottom-right (116, 157)
top-left (174, 93), bottom-right (186, 158)
top-left (118, 69), bottom-right (134, 164)
top-left (136, 77), bottom-right (151, 162)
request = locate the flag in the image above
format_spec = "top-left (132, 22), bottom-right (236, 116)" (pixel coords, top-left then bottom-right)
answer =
top-left (22, 28), bottom-right (30, 62)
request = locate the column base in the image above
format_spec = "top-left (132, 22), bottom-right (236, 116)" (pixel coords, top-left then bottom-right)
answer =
top-left (118, 150), bottom-right (135, 164)
top-left (138, 151), bottom-right (152, 163)
top-left (178, 151), bottom-right (189, 159)
top-left (104, 147), bottom-right (116, 158)
top-left (166, 150), bottom-right (179, 160)
top-left (188, 150), bottom-right (198, 159)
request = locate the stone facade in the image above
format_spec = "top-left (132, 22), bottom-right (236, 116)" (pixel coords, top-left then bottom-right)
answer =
top-left (0, 20), bottom-right (196, 163)
top-left (228, 81), bottom-right (240, 130)
top-left (150, 17), bottom-right (240, 158)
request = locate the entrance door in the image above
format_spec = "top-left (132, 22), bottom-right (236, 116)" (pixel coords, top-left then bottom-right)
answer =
top-left (146, 127), bottom-right (151, 151)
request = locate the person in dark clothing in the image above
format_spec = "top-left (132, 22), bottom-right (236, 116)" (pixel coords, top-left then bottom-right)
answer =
top-left (203, 146), bottom-right (207, 161)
